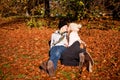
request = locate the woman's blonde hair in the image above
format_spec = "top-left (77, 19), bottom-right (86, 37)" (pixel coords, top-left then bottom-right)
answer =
top-left (69, 23), bottom-right (82, 31)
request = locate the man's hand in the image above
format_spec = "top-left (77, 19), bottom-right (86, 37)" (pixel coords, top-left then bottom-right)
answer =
top-left (64, 43), bottom-right (69, 47)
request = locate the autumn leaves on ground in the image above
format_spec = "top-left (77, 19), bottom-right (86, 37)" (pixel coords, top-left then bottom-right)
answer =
top-left (0, 18), bottom-right (120, 80)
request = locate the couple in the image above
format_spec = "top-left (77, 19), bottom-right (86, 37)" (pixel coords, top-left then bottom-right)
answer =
top-left (40, 20), bottom-right (94, 77)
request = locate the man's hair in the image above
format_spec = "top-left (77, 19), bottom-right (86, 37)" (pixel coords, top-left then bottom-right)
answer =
top-left (58, 19), bottom-right (67, 29)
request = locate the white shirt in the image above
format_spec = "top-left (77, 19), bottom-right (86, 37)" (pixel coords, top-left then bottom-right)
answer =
top-left (50, 30), bottom-right (68, 48)
top-left (69, 31), bottom-right (82, 46)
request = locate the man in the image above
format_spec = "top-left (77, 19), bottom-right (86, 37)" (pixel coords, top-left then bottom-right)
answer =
top-left (40, 20), bottom-right (68, 77)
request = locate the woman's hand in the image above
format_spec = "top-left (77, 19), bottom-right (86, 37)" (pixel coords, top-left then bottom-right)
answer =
top-left (80, 42), bottom-right (86, 49)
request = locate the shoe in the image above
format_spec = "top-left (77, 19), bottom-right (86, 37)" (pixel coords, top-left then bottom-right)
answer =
top-left (39, 61), bottom-right (47, 72)
top-left (85, 51), bottom-right (94, 65)
top-left (86, 61), bottom-right (92, 72)
top-left (79, 53), bottom-right (85, 73)
top-left (47, 60), bottom-right (55, 77)
top-left (84, 51), bottom-right (94, 72)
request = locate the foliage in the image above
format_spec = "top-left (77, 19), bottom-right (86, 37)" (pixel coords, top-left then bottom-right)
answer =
top-left (27, 17), bottom-right (52, 28)
top-left (0, 0), bottom-right (44, 17)
top-left (27, 17), bottom-right (41, 28)
top-left (0, 0), bottom-right (119, 29)
top-left (27, 17), bottom-right (38, 28)
top-left (30, 4), bottom-right (45, 17)
top-left (104, 0), bottom-right (120, 20)
top-left (0, 0), bottom-right (119, 20)
top-left (0, 20), bottom-right (120, 79)
top-left (67, 0), bottom-right (86, 20)
top-left (0, 0), bottom-right (26, 17)
top-left (50, 0), bottom-right (106, 20)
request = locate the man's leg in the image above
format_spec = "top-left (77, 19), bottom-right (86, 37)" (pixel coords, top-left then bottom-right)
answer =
top-left (47, 46), bottom-right (66, 76)
top-left (40, 61), bottom-right (47, 72)
top-left (47, 60), bottom-right (55, 77)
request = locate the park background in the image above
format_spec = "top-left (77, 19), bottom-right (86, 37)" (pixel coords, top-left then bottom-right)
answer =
top-left (0, 0), bottom-right (120, 80)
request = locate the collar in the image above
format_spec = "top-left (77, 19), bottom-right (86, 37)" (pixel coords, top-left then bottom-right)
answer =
top-left (55, 30), bottom-right (68, 35)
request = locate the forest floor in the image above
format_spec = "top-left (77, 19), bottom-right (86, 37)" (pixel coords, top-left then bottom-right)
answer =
top-left (0, 17), bottom-right (120, 80)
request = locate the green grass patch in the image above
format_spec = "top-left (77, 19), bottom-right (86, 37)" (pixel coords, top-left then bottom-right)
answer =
top-left (21, 54), bottom-right (30, 59)
top-left (2, 63), bottom-right (11, 68)
top-left (16, 74), bottom-right (26, 79)
top-left (0, 69), bottom-right (3, 77)
top-left (33, 75), bottom-right (41, 79)
top-left (86, 24), bottom-right (91, 29)
top-left (0, 70), bottom-right (11, 80)
top-left (61, 71), bottom-right (72, 80)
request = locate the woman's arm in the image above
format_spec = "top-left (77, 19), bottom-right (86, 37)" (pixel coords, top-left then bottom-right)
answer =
top-left (79, 40), bottom-right (86, 49)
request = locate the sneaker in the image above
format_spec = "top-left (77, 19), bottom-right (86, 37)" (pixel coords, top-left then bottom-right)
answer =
top-left (79, 53), bottom-right (85, 73)
top-left (39, 61), bottom-right (47, 72)
top-left (47, 60), bottom-right (55, 77)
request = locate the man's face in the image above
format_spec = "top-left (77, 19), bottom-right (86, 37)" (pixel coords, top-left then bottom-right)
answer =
top-left (61, 25), bottom-right (68, 32)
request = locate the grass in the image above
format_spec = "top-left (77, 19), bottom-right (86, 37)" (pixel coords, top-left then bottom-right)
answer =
top-left (2, 63), bottom-right (11, 68)
top-left (16, 74), bottom-right (26, 79)
top-left (61, 71), bottom-right (72, 80)
top-left (33, 75), bottom-right (41, 79)
top-left (21, 54), bottom-right (30, 59)
top-left (0, 71), bottom-right (11, 80)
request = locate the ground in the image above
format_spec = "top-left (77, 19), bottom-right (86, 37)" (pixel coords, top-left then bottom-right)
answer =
top-left (0, 18), bottom-right (120, 80)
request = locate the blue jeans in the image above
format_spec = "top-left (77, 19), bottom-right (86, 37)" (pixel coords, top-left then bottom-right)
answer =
top-left (49, 46), bottom-right (66, 70)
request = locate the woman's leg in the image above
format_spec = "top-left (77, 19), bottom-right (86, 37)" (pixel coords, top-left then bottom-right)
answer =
top-left (84, 51), bottom-right (94, 72)
top-left (79, 52), bottom-right (85, 73)
top-left (61, 41), bottom-right (82, 66)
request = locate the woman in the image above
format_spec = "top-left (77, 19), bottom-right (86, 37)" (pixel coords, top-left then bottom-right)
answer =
top-left (61, 23), bottom-right (94, 73)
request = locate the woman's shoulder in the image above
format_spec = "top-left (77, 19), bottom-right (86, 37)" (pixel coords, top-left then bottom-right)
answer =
top-left (70, 31), bottom-right (78, 36)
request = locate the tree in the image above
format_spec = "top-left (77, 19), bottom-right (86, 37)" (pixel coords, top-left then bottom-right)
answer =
top-left (44, 0), bottom-right (50, 17)
top-left (26, 0), bottom-right (44, 16)
top-left (104, 0), bottom-right (120, 20)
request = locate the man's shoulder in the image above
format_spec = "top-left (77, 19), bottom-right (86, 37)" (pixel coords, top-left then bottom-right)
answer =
top-left (51, 30), bottom-right (59, 36)
top-left (53, 30), bottom-right (59, 34)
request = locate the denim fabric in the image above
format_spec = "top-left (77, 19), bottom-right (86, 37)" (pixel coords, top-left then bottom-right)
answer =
top-left (49, 46), bottom-right (66, 69)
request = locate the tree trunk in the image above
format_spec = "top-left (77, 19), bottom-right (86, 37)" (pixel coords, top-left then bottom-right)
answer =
top-left (44, 0), bottom-right (50, 17)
